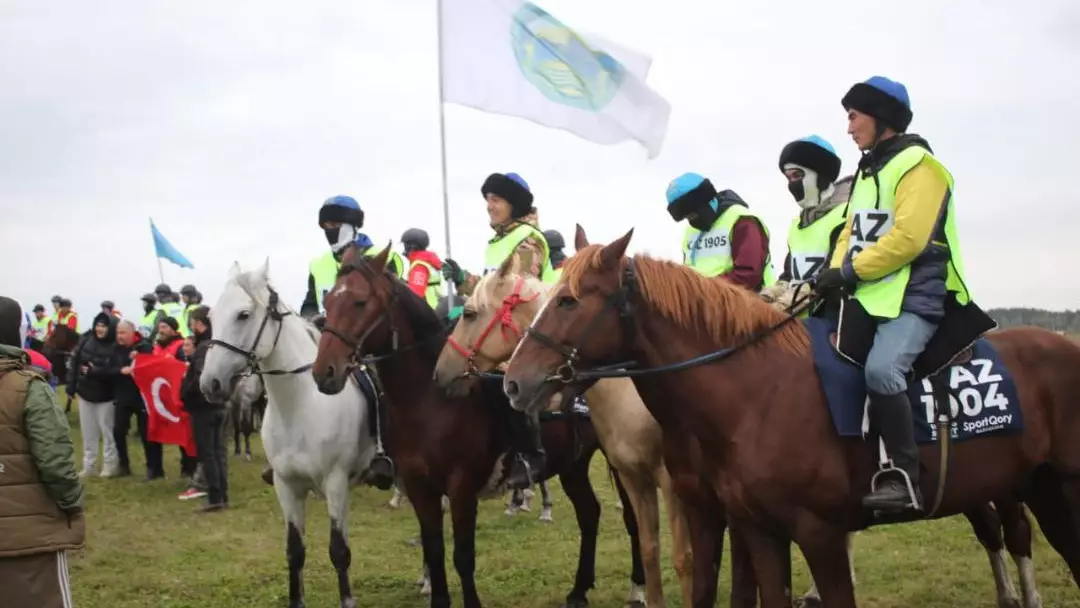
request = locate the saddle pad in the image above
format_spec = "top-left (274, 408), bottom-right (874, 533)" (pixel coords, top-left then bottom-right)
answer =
top-left (804, 317), bottom-right (1023, 444)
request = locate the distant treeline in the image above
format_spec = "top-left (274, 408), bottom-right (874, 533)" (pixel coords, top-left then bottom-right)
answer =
top-left (988, 308), bottom-right (1080, 333)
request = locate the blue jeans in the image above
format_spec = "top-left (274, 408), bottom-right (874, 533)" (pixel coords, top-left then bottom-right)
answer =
top-left (864, 312), bottom-right (938, 395)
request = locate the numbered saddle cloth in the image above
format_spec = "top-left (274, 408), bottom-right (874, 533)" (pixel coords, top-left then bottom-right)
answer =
top-left (804, 317), bottom-right (1024, 444)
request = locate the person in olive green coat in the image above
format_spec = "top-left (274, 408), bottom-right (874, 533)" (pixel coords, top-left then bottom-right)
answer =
top-left (0, 296), bottom-right (85, 608)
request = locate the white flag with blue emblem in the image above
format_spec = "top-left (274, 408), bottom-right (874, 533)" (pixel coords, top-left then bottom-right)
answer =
top-left (439, 0), bottom-right (671, 159)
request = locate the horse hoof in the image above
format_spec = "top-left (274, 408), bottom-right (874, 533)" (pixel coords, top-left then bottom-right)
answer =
top-left (626, 602), bottom-right (645, 608)
top-left (340, 598), bottom-right (357, 608)
top-left (560, 599), bottom-right (588, 608)
top-left (796, 598), bottom-right (821, 608)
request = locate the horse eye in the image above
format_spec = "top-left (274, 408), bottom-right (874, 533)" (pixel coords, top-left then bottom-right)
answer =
top-left (237, 311), bottom-right (251, 321)
top-left (557, 296), bottom-right (577, 308)
top-left (353, 299), bottom-right (367, 309)
top-left (462, 308), bottom-right (477, 320)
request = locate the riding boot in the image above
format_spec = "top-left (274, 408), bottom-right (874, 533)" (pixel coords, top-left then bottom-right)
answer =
top-left (863, 391), bottom-right (923, 513)
top-left (366, 398), bottom-right (395, 491)
top-left (506, 409), bottom-right (545, 491)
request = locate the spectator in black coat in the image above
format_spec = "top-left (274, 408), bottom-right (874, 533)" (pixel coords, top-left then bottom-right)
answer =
top-left (182, 306), bottom-right (228, 511)
top-left (67, 312), bottom-right (121, 477)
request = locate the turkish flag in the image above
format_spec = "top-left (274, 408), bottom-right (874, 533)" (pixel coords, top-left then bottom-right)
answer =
top-left (132, 353), bottom-right (197, 456)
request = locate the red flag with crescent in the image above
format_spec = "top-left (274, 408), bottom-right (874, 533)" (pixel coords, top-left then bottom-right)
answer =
top-left (132, 353), bottom-right (197, 456)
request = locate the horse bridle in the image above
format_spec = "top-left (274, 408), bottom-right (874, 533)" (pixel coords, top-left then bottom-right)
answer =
top-left (208, 286), bottom-right (313, 378)
top-left (445, 277), bottom-right (539, 376)
top-left (523, 258), bottom-right (811, 384)
top-left (523, 261), bottom-right (639, 384)
top-left (319, 259), bottom-right (402, 368)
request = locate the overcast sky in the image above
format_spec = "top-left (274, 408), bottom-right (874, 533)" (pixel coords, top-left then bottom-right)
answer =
top-left (2, 0), bottom-right (1079, 319)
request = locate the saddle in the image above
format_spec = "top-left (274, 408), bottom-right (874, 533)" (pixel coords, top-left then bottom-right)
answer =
top-left (833, 294), bottom-right (998, 379)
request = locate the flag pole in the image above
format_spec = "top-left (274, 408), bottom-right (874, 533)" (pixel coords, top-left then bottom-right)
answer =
top-left (435, 0), bottom-right (456, 300)
top-left (151, 217), bottom-right (165, 284)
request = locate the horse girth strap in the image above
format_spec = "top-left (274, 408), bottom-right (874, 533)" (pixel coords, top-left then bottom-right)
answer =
top-left (925, 375), bottom-right (952, 518)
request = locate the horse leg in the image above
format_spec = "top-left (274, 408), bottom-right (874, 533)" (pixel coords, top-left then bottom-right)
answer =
top-left (798, 532), bottom-right (856, 608)
top-left (558, 459), bottom-right (600, 608)
top-left (964, 503), bottom-right (1021, 608)
top-left (1025, 466), bottom-right (1080, 586)
top-left (730, 517), bottom-right (792, 608)
top-left (794, 518), bottom-right (856, 608)
top-left (659, 471), bottom-right (694, 608)
top-left (448, 493), bottom-right (482, 608)
top-left (243, 409), bottom-right (253, 460)
top-left (232, 408), bottom-right (242, 456)
top-left (505, 488), bottom-right (522, 517)
top-left (997, 500), bottom-right (1042, 608)
top-left (612, 468), bottom-right (653, 607)
top-left (539, 479), bottom-right (554, 523)
top-left (273, 478), bottom-right (308, 608)
top-left (411, 487), bottom-right (452, 608)
top-left (679, 484), bottom-right (730, 608)
top-left (324, 470), bottom-right (356, 608)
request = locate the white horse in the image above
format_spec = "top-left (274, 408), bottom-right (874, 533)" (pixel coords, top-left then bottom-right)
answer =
top-left (200, 260), bottom-right (374, 608)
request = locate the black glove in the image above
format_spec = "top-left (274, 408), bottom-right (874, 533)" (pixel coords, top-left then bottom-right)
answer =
top-left (813, 268), bottom-right (856, 294)
top-left (442, 258), bottom-right (463, 284)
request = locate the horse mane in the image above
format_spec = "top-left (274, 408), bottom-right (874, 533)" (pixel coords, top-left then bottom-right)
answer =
top-left (560, 246), bottom-right (809, 355)
top-left (233, 271), bottom-right (321, 345)
top-left (346, 252), bottom-right (448, 361)
top-left (471, 270), bottom-right (550, 311)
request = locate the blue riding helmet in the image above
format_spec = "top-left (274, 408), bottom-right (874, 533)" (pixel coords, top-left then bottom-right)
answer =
top-left (319, 195), bottom-right (365, 228)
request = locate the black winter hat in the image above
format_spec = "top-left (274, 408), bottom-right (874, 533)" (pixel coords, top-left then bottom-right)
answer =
top-left (481, 172), bottom-right (534, 219)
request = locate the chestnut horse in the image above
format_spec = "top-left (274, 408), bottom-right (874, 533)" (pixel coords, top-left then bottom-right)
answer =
top-left (504, 229), bottom-right (1078, 608)
top-left (432, 263), bottom-right (694, 608)
top-left (434, 263), bottom-right (1045, 607)
top-left (310, 244), bottom-right (643, 608)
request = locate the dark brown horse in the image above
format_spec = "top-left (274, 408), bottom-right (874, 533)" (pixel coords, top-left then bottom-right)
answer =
top-left (504, 228), bottom-right (1080, 608)
top-left (310, 244), bottom-right (645, 608)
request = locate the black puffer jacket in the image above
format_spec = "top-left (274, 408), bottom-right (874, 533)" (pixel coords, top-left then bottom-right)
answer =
top-left (181, 324), bottom-right (219, 411)
top-left (67, 312), bottom-right (120, 403)
top-left (113, 335), bottom-right (153, 411)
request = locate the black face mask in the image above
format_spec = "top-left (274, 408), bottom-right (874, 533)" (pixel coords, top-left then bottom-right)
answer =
top-left (143, 302), bottom-right (154, 314)
top-left (687, 206), bottom-right (719, 232)
top-left (788, 180), bottom-right (805, 202)
top-left (323, 226), bottom-right (341, 247)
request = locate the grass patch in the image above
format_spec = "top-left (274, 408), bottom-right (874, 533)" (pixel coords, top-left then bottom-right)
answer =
top-left (61, 400), bottom-right (1079, 607)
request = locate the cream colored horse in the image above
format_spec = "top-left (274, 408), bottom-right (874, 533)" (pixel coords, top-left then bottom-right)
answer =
top-left (433, 263), bottom-right (693, 608)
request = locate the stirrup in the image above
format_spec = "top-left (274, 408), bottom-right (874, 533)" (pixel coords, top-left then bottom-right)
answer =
top-left (869, 459), bottom-right (922, 511)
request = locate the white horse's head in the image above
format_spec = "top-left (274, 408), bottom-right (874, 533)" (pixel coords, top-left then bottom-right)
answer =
top-left (201, 258), bottom-right (279, 402)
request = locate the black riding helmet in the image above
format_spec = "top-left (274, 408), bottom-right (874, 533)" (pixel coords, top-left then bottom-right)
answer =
top-left (51, 295), bottom-right (62, 304)
top-left (543, 229), bottom-right (565, 250)
top-left (154, 283), bottom-right (172, 296)
top-left (58, 298), bottom-right (72, 308)
top-left (141, 293), bottom-right (157, 304)
top-left (180, 284), bottom-right (197, 297)
top-left (401, 228), bottom-right (430, 252)
top-left (101, 300), bottom-right (115, 309)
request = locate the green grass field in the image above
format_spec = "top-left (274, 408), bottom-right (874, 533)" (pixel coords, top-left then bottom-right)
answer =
top-left (65, 403), bottom-right (1080, 608)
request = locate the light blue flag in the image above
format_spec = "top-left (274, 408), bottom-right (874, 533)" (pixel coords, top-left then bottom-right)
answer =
top-left (150, 219), bottom-right (194, 269)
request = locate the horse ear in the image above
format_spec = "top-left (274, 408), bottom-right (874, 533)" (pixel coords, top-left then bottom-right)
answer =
top-left (371, 242), bottom-right (391, 272)
top-left (574, 223), bottom-right (589, 250)
top-left (600, 228), bottom-right (634, 270)
top-left (497, 253), bottom-right (514, 278)
top-left (257, 257), bottom-right (270, 281)
top-left (228, 261), bottom-right (241, 279)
